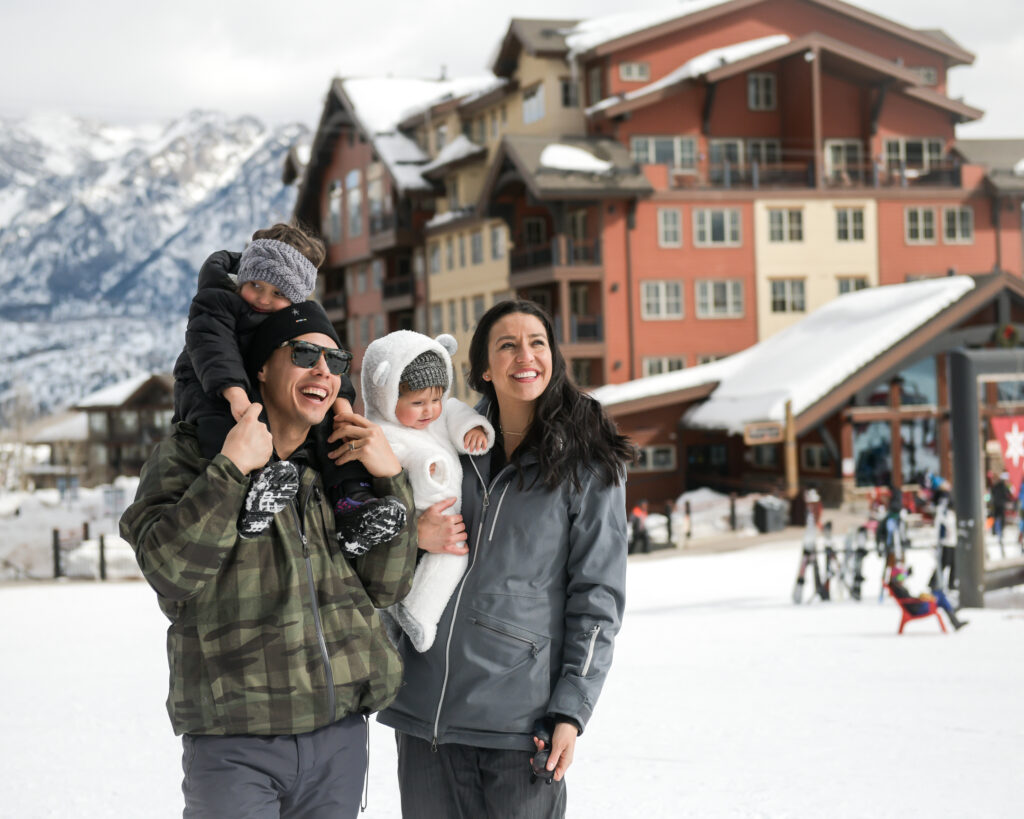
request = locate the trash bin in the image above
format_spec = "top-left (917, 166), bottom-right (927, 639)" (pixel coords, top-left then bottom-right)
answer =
top-left (754, 497), bottom-right (788, 533)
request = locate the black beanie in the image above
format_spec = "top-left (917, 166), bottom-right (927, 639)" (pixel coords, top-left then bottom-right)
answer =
top-left (245, 301), bottom-right (342, 380)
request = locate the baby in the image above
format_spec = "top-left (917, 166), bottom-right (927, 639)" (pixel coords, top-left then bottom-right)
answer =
top-left (361, 330), bottom-right (494, 651)
top-left (171, 223), bottom-right (405, 550)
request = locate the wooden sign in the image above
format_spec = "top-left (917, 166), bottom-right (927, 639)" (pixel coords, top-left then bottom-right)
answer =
top-left (743, 421), bottom-right (784, 446)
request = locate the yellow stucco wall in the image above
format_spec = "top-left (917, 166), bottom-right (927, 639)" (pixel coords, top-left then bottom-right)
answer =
top-left (754, 199), bottom-right (879, 339)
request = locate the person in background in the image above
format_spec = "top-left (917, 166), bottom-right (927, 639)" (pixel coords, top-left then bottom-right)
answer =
top-left (379, 299), bottom-right (633, 818)
top-left (630, 498), bottom-right (650, 554)
top-left (990, 471), bottom-right (1010, 546)
top-left (122, 302), bottom-right (418, 818)
top-left (888, 564), bottom-right (968, 631)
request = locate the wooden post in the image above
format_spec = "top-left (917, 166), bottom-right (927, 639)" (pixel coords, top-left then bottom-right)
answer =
top-left (785, 400), bottom-right (799, 498)
top-left (83, 521), bottom-right (90, 541)
top-left (99, 535), bottom-right (107, 581)
top-left (52, 529), bottom-right (62, 579)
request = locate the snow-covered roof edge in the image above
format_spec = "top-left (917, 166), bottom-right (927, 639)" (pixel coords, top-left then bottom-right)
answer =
top-left (75, 373), bottom-right (153, 409)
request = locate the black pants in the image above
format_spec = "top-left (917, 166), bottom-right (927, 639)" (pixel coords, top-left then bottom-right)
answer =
top-left (181, 715), bottom-right (367, 818)
top-left (395, 731), bottom-right (566, 819)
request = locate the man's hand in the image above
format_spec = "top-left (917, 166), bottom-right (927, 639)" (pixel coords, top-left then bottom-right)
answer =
top-left (220, 403), bottom-right (273, 474)
top-left (328, 412), bottom-right (402, 478)
top-left (463, 426), bottom-right (488, 454)
top-left (222, 386), bottom-right (251, 422)
top-left (415, 497), bottom-right (468, 555)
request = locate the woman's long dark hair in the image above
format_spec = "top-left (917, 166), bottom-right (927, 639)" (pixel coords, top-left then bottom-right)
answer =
top-left (467, 299), bottom-right (636, 491)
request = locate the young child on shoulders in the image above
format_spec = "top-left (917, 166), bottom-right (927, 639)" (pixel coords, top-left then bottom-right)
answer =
top-left (360, 330), bottom-right (494, 651)
top-left (171, 222), bottom-right (405, 551)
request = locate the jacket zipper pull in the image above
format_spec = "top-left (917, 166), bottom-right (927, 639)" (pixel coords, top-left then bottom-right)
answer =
top-left (431, 737), bottom-right (438, 753)
top-left (301, 532), bottom-right (309, 558)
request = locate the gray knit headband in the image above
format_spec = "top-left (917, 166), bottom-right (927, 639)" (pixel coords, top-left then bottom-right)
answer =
top-left (237, 238), bottom-right (317, 304)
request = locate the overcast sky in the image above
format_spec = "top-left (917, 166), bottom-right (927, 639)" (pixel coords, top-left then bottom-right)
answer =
top-left (2, 0), bottom-right (1021, 137)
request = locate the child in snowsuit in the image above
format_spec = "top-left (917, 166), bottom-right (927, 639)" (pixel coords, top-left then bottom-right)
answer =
top-left (888, 564), bottom-right (968, 630)
top-left (171, 223), bottom-right (405, 551)
top-left (360, 330), bottom-right (494, 651)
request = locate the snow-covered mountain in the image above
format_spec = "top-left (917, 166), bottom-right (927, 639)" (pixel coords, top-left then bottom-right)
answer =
top-left (0, 110), bottom-right (305, 425)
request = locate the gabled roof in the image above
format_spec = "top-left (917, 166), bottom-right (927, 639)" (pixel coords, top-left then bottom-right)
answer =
top-left (565, 0), bottom-right (973, 67)
top-left (955, 139), bottom-right (1024, 196)
top-left (75, 374), bottom-right (172, 410)
top-left (421, 135), bottom-right (487, 180)
top-left (588, 30), bottom-right (982, 123)
top-left (596, 274), bottom-right (1024, 436)
top-left (491, 18), bottom-right (580, 78)
top-left (477, 135), bottom-right (652, 206)
top-left (27, 411), bottom-right (88, 444)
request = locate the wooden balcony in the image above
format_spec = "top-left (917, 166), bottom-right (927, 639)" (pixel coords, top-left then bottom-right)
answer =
top-left (509, 237), bottom-right (603, 287)
top-left (381, 274), bottom-right (414, 312)
top-left (369, 209), bottom-right (417, 252)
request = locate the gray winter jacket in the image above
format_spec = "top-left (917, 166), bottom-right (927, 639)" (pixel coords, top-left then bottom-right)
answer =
top-left (378, 442), bottom-right (628, 751)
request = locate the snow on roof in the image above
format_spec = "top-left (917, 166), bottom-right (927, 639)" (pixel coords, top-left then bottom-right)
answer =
top-left (75, 373), bottom-right (151, 408)
top-left (563, 1), bottom-right (731, 59)
top-left (683, 277), bottom-right (976, 435)
top-left (586, 34), bottom-right (790, 115)
top-left (591, 355), bottom-right (741, 407)
top-left (539, 143), bottom-right (613, 174)
top-left (421, 135), bottom-right (485, 175)
top-left (425, 207), bottom-right (475, 229)
top-left (27, 411), bottom-right (88, 443)
top-left (373, 132), bottom-right (432, 192)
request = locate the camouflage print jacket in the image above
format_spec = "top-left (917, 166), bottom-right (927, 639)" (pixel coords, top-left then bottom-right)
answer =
top-left (119, 422), bottom-right (417, 736)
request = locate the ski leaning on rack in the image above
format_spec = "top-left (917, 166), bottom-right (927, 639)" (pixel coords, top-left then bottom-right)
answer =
top-left (792, 513), bottom-right (828, 604)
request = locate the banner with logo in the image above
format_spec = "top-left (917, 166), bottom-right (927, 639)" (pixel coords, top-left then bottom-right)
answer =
top-left (990, 415), bottom-right (1024, 494)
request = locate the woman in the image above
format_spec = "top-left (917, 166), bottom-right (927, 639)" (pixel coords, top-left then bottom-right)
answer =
top-left (378, 300), bottom-right (633, 818)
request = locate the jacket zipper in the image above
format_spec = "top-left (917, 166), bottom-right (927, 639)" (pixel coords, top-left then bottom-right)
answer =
top-left (431, 456), bottom-right (513, 749)
top-left (581, 625), bottom-right (601, 677)
top-left (291, 477), bottom-right (336, 723)
top-left (470, 617), bottom-right (540, 657)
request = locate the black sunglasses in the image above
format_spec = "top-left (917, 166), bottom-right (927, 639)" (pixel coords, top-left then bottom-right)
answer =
top-left (278, 340), bottom-right (352, 375)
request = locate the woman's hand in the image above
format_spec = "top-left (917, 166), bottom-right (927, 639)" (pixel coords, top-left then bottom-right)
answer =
top-left (416, 498), bottom-right (469, 555)
top-left (328, 411), bottom-right (402, 478)
top-left (533, 722), bottom-right (578, 782)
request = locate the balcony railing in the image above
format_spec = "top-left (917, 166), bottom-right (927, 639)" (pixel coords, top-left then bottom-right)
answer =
top-left (555, 314), bottom-right (604, 343)
top-left (382, 275), bottom-right (414, 300)
top-left (510, 237), bottom-right (602, 273)
top-left (669, 154), bottom-right (963, 191)
top-left (369, 208), bottom-right (413, 236)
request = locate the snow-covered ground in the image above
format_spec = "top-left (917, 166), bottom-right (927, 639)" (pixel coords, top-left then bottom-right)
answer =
top-left (2, 527), bottom-right (1021, 818)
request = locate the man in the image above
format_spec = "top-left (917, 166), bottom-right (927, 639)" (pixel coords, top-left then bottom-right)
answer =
top-left (630, 498), bottom-right (650, 553)
top-left (120, 301), bottom-right (417, 818)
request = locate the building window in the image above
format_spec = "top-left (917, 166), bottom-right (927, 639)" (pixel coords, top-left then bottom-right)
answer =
top-left (943, 206), bottom-right (974, 243)
top-left (641, 281), bottom-right (684, 320)
top-left (747, 139), bottom-right (780, 165)
top-left (696, 280), bottom-right (744, 318)
top-left (523, 217), bottom-right (546, 246)
top-left (825, 139), bottom-right (864, 182)
top-left (631, 136), bottom-right (696, 170)
top-left (356, 267), bottom-right (367, 294)
top-left (360, 316), bottom-right (370, 348)
top-left (523, 84), bottom-right (545, 124)
top-left (458, 234), bottom-right (466, 267)
top-left (435, 123), bottom-right (448, 152)
top-left (328, 180), bottom-right (343, 242)
top-left (475, 117), bottom-right (486, 144)
top-left (587, 66), bottom-right (602, 104)
top-left (747, 73), bottom-right (776, 110)
top-left (838, 276), bottom-right (869, 295)
top-left (752, 444), bottom-right (779, 468)
top-left (905, 207), bottom-right (936, 244)
top-left (642, 356), bottom-right (686, 376)
top-left (375, 314), bottom-right (386, 339)
top-left (490, 111), bottom-right (498, 139)
top-left (445, 237), bottom-right (454, 270)
top-left (446, 176), bottom-right (459, 209)
top-left (413, 251), bottom-right (425, 281)
top-left (619, 62), bottom-right (650, 82)
top-left (632, 445), bottom-right (677, 472)
top-left (448, 300), bottom-right (456, 333)
top-left (694, 209), bottom-right (741, 247)
top-left (802, 443), bottom-right (833, 472)
top-left (472, 295), bottom-right (485, 325)
top-left (461, 298), bottom-right (470, 331)
top-left (561, 78), bottom-right (579, 108)
top-left (836, 207), bottom-right (865, 241)
top-left (471, 230), bottom-right (484, 264)
top-left (431, 303), bottom-right (443, 334)
top-left (770, 279), bottom-right (806, 313)
top-left (657, 208), bottom-right (683, 248)
top-left (490, 224), bottom-right (505, 259)
top-left (885, 138), bottom-right (943, 171)
top-left (768, 208), bottom-right (803, 242)
top-left (345, 169), bottom-right (362, 238)
top-left (371, 259), bottom-right (383, 290)
top-left (696, 353), bottom-right (728, 364)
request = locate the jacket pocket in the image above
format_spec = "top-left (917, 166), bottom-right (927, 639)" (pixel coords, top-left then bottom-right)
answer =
top-left (459, 611), bottom-right (551, 732)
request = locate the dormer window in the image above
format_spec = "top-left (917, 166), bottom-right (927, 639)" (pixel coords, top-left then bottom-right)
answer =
top-left (619, 62), bottom-right (650, 82)
top-left (747, 73), bottom-right (776, 111)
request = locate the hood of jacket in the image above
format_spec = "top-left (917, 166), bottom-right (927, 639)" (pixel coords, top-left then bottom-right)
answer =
top-left (362, 331), bottom-right (458, 426)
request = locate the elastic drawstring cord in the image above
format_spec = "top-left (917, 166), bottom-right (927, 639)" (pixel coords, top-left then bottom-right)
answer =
top-left (360, 715), bottom-right (370, 812)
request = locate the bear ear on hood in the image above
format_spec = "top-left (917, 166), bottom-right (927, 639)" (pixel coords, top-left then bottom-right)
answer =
top-left (435, 334), bottom-right (458, 357)
top-left (372, 360), bottom-right (391, 387)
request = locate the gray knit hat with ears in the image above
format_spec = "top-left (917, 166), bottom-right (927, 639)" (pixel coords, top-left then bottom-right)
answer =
top-left (400, 350), bottom-right (449, 392)
top-left (237, 238), bottom-right (318, 304)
